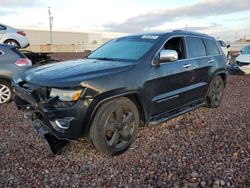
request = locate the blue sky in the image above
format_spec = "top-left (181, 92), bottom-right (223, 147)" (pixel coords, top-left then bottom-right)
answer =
top-left (0, 0), bottom-right (250, 41)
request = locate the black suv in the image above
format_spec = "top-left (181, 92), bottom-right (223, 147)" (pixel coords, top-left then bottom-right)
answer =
top-left (13, 31), bottom-right (226, 155)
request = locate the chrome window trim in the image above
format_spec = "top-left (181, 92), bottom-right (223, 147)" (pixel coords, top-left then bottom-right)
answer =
top-left (151, 34), bottom-right (221, 66)
top-left (159, 54), bottom-right (222, 66)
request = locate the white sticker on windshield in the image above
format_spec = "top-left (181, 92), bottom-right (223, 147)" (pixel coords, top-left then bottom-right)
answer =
top-left (141, 35), bottom-right (159, 40)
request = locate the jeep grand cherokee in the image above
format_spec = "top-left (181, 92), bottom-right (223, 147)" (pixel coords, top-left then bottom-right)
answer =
top-left (13, 30), bottom-right (227, 155)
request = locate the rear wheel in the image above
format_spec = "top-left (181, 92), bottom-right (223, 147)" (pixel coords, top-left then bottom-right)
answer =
top-left (0, 80), bottom-right (13, 104)
top-left (4, 39), bottom-right (20, 48)
top-left (89, 97), bottom-right (140, 155)
top-left (206, 76), bottom-right (225, 108)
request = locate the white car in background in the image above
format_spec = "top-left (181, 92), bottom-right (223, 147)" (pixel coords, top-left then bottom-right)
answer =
top-left (236, 45), bottom-right (250, 64)
top-left (0, 23), bottom-right (29, 49)
top-left (236, 45), bottom-right (250, 74)
top-left (217, 40), bottom-right (230, 57)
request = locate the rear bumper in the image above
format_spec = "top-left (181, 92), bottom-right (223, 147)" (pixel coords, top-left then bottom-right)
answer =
top-left (14, 85), bottom-right (92, 140)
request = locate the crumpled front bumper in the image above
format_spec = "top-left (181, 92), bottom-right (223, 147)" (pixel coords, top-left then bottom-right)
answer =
top-left (13, 83), bottom-right (92, 141)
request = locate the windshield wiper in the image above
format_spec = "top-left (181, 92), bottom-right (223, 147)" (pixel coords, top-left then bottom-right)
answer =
top-left (91, 57), bottom-right (116, 61)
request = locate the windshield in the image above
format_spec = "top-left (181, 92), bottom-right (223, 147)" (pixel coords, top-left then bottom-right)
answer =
top-left (242, 47), bottom-right (250, 54)
top-left (88, 36), bottom-right (159, 61)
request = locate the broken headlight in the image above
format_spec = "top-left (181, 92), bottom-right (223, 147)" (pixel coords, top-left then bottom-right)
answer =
top-left (50, 88), bottom-right (83, 102)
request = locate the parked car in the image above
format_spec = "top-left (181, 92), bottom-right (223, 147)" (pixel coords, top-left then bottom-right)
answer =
top-left (13, 31), bottom-right (227, 155)
top-left (235, 45), bottom-right (250, 74)
top-left (0, 23), bottom-right (29, 49)
top-left (236, 45), bottom-right (250, 64)
top-left (0, 44), bottom-right (32, 104)
top-left (217, 40), bottom-right (230, 57)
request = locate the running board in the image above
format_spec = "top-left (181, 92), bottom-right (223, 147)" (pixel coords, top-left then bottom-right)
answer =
top-left (148, 102), bottom-right (205, 126)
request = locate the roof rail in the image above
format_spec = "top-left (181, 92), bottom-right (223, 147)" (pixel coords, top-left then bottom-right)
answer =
top-left (172, 30), bottom-right (183, 32)
top-left (172, 30), bottom-right (209, 37)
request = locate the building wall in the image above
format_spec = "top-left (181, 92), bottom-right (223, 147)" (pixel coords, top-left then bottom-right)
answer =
top-left (23, 29), bottom-right (128, 52)
top-left (230, 42), bottom-right (250, 51)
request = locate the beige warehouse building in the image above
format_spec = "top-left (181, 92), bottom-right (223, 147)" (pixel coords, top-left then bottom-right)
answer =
top-left (24, 29), bottom-right (128, 52)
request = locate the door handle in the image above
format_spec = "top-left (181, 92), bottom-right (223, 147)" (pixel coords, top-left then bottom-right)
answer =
top-left (208, 60), bottom-right (214, 63)
top-left (183, 64), bottom-right (192, 68)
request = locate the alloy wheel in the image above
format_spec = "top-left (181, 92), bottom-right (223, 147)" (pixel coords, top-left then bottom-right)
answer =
top-left (105, 107), bottom-right (136, 149)
top-left (6, 41), bottom-right (18, 47)
top-left (209, 77), bottom-right (224, 107)
top-left (0, 84), bottom-right (11, 104)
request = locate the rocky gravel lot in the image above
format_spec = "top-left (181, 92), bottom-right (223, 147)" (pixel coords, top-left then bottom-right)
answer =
top-left (0, 75), bottom-right (249, 188)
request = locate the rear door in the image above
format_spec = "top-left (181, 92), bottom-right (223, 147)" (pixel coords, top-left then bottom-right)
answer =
top-left (203, 38), bottom-right (225, 82)
top-left (184, 36), bottom-right (210, 100)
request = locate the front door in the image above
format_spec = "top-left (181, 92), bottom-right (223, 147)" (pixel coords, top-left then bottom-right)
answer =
top-left (144, 36), bottom-right (199, 117)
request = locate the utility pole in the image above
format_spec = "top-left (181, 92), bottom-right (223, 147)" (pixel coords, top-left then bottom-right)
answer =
top-left (235, 31), bottom-right (238, 42)
top-left (48, 7), bottom-right (53, 45)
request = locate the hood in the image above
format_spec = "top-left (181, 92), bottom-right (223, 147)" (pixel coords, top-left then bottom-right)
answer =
top-left (236, 54), bottom-right (250, 64)
top-left (21, 59), bottom-right (134, 87)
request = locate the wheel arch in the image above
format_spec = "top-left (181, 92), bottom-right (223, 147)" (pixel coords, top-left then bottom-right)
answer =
top-left (0, 76), bottom-right (11, 84)
top-left (3, 38), bottom-right (21, 48)
top-left (208, 71), bottom-right (227, 87)
top-left (217, 72), bottom-right (227, 86)
top-left (205, 71), bottom-right (226, 108)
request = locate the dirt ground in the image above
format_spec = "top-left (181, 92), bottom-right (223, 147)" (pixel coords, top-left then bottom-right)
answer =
top-left (0, 74), bottom-right (249, 187)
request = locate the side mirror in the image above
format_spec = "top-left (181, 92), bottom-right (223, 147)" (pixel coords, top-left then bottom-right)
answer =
top-left (159, 50), bottom-right (178, 63)
top-left (227, 44), bottom-right (231, 48)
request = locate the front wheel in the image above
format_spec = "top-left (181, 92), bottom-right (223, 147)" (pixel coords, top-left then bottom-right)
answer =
top-left (206, 75), bottom-right (225, 108)
top-left (89, 97), bottom-right (140, 155)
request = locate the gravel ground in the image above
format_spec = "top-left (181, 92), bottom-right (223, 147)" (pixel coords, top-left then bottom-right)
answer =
top-left (0, 75), bottom-right (249, 188)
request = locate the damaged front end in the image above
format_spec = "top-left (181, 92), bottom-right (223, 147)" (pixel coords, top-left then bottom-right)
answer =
top-left (13, 79), bottom-right (91, 154)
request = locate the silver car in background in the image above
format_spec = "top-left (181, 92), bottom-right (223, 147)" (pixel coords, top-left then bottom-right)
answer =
top-left (0, 23), bottom-right (29, 49)
top-left (217, 40), bottom-right (230, 57)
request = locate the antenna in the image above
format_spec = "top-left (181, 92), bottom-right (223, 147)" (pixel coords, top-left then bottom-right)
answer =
top-left (48, 7), bottom-right (53, 45)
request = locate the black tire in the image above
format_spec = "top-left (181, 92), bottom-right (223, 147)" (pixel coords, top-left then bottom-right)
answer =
top-left (4, 39), bottom-right (20, 48)
top-left (89, 97), bottom-right (140, 155)
top-left (0, 80), bottom-right (13, 104)
top-left (206, 75), bottom-right (225, 108)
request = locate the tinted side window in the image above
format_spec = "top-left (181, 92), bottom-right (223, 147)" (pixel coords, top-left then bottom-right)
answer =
top-left (163, 37), bottom-right (186, 60)
top-left (205, 39), bottom-right (220, 55)
top-left (0, 25), bottom-right (6, 30)
top-left (187, 37), bottom-right (206, 58)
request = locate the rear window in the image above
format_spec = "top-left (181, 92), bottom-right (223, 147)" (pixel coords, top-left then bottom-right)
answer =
top-left (187, 37), bottom-right (206, 58)
top-left (205, 39), bottom-right (220, 55)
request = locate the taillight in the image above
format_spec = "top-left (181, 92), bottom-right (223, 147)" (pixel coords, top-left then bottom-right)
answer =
top-left (17, 31), bottom-right (26, 36)
top-left (15, 58), bottom-right (32, 66)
